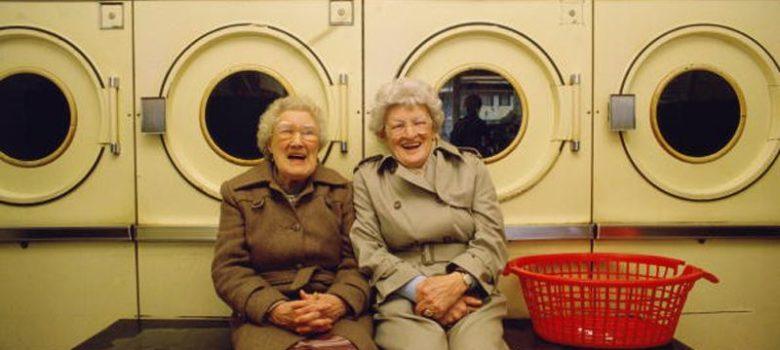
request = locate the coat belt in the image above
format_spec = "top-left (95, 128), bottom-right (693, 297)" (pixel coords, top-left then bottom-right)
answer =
top-left (290, 266), bottom-right (317, 290)
top-left (394, 242), bottom-right (468, 266)
top-left (260, 267), bottom-right (335, 293)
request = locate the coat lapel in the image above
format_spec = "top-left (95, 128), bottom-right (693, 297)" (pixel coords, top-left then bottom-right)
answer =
top-left (433, 142), bottom-right (472, 209)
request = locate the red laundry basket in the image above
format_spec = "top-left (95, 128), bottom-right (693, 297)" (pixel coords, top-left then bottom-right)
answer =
top-left (503, 253), bottom-right (718, 349)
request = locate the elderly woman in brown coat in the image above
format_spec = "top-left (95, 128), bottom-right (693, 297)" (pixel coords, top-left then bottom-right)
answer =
top-left (212, 96), bottom-right (376, 350)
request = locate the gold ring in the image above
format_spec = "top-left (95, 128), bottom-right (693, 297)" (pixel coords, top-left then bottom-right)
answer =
top-left (423, 309), bottom-right (434, 318)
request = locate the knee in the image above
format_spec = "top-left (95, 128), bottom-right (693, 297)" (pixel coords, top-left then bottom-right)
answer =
top-left (449, 335), bottom-right (507, 350)
top-left (375, 319), bottom-right (447, 350)
top-left (332, 315), bottom-right (376, 350)
top-left (231, 322), bottom-right (298, 350)
top-left (448, 319), bottom-right (507, 350)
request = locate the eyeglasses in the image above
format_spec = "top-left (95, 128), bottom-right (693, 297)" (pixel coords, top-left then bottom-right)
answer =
top-left (385, 118), bottom-right (432, 136)
top-left (274, 124), bottom-right (319, 142)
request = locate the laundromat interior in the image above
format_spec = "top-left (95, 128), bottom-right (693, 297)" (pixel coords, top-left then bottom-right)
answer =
top-left (1, 1), bottom-right (778, 349)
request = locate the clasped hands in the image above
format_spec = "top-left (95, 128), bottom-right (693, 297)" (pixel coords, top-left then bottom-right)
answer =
top-left (414, 273), bottom-right (482, 326)
top-left (268, 290), bottom-right (347, 335)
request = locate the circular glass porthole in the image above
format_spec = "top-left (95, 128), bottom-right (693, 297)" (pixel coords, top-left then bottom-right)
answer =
top-left (0, 72), bottom-right (75, 167)
top-left (202, 70), bottom-right (289, 165)
top-left (437, 69), bottom-right (524, 161)
top-left (652, 69), bottom-right (744, 163)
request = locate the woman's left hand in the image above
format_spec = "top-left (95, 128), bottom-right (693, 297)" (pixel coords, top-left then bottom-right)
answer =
top-left (298, 291), bottom-right (348, 322)
top-left (414, 273), bottom-right (469, 319)
top-left (436, 295), bottom-right (482, 326)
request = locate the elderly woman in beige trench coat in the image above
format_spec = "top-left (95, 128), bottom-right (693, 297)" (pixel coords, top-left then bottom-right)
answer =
top-left (350, 78), bottom-right (509, 350)
top-left (212, 96), bottom-right (376, 350)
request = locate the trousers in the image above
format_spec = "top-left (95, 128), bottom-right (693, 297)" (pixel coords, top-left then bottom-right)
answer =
top-left (373, 293), bottom-right (508, 350)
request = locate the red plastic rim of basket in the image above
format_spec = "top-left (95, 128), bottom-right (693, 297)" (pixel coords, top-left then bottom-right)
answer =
top-left (503, 252), bottom-right (719, 287)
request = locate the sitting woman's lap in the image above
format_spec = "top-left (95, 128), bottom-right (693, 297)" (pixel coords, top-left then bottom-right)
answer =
top-left (373, 295), bottom-right (508, 350)
top-left (289, 334), bottom-right (357, 350)
top-left (231, 315), bottom-right (373, 350)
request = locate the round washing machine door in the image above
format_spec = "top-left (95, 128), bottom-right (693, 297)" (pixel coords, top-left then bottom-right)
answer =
top-left (398, 23), bottom-right (570, 201)
top-left (159, 24), bottom-right (336, 200)
top-left (619, 24), bottom-right (780, 201)
top-left (0, 27), bottom-right (107, 205)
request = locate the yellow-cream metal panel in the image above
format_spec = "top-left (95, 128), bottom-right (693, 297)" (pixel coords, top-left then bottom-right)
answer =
top-left (0, 1), bottom-right (134, 226)
top-left (135, 0), bottom-right (363, 229)
top-left (594, 0), bottom-right (780, 224)
top-left (365, 0), bottom-right (592, 226)
top-left (137, 242), bottom-right (229, 317)
top-left (0, 242), bottom-right (136, 350)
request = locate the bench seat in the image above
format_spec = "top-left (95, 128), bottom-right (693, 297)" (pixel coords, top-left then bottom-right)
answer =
top-left (74, 318), bottom-right (692, 350)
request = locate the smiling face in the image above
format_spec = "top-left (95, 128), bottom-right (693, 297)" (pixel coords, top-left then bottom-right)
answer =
top-left (382, 104), bottom-right (435, 169)
top-left (269, 110), bottom-right (320, 189)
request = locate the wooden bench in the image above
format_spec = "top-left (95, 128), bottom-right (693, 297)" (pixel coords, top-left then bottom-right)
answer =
top-left (74, 318), bottom-right (691, 350)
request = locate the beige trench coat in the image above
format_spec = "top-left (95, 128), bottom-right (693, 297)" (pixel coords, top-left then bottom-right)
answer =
top-left (350, 141), bottom-right (508, 350)
top-left (212, 161), bottom-right (375, 350)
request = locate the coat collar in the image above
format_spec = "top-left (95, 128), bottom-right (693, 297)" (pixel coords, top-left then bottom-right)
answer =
top-left (231, 160), bottom-right (348, 191)
top-left (435, 140), bottom-right (468, 161)
top-left (375, 139), bottom-right (465, 174)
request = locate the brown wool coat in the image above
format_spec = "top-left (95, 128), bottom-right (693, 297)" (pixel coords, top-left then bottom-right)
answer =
top-left (212, 161), bottom-right (376, 350)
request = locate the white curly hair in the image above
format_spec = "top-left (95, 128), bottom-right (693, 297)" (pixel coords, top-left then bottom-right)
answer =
top-left (256, 95), bottom-right (329, 156)
top-left (369, 78), bottom-right (444, 137)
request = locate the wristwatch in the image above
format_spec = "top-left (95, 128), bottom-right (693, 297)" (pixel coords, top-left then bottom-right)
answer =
top-left (458, 270), bottom-right (476, 290)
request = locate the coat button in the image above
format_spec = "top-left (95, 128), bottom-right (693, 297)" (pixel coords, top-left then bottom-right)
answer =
top-left (296, 263), bottom-right (303, 269)
top-left (292, 223), bottom-right (301, 231)
top-left (393, 201), bottom-right (401, 209)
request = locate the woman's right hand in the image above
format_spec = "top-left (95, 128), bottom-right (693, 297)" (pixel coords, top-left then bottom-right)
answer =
top-left (268, 300), bottom-right (333, 334)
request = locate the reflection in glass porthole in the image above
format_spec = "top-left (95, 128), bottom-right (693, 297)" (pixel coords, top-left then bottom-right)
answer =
top-left (438, 69), bottom-right (523, 159)
top-left (204, 70), bottom-right (288, 164)
top-left (0, 73), bottom-right (73, 166)
top-left (654, 69), bottom-right (743, 161)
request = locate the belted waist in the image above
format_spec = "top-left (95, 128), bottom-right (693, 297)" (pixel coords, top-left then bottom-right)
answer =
top-left (259, 266), bottom-right (335, 294)
top-left (393, 242), bottom-right (468, 266)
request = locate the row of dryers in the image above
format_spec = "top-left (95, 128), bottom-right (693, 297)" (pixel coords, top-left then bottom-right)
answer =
top-left (1, 1), bottom-right (778, 238)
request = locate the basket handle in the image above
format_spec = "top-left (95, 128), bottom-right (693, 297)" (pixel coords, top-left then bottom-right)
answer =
top-left (502, 264), bottom-right (523, 277)
top-left (700, 270), bottom-right (719, 284)
top-left (683, 265), bottom-right (719, 284)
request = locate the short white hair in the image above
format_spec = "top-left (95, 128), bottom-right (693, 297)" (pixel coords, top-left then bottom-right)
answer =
top-left (256, 95), bottom-right (328, 155)
top-left (369, 78), bottom-right (444, 137)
